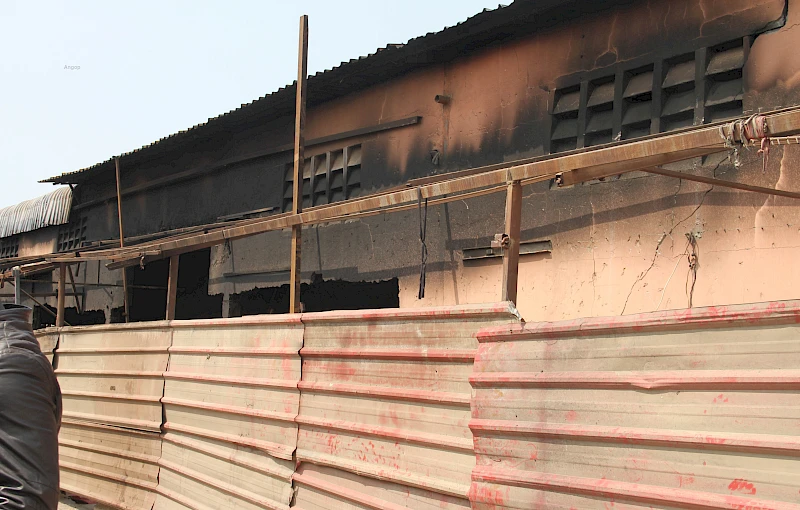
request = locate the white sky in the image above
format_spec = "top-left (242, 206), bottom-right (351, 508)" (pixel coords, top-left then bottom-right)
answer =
top-left (0, 0), bottom-right (501, 208)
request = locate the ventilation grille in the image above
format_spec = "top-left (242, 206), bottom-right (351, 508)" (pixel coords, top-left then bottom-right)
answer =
top-left (550, 37), bottom-right (747, 153)
top-left (57, 216), bottom-right (87, 253)
top-left (0, 236), bottom-right (19, 259)
top-left (283, 144), bottom-right (362, 212)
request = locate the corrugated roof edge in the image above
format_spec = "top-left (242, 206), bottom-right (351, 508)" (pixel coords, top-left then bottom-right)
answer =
top-left (39, 3), bottom-right (534, 185)
top-left (0, 186), bottom-right (73, 238)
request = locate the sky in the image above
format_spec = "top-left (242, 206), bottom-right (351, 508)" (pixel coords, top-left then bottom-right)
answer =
top-left (0, 0), bottom-right (501, 209)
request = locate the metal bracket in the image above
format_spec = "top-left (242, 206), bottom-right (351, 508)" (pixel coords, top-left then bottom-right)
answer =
top-left (491, 233), bottom-right (510, 250)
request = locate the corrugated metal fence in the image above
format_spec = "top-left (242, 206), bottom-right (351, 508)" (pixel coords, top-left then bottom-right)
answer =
top-left (48, 303), bottom-right (518, 510)
top-left (45, 300), bottom-right (799, 509)
top-left (471, 301), bottom-right (800, 510)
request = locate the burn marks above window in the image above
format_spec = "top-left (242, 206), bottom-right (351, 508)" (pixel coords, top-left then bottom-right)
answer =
top-left (283, 144), bottom-right (362, 212)
top-left (549, 36), bottom-right (749, 153)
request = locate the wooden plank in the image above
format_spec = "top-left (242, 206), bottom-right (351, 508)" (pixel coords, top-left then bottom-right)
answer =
top-left (502, 181), bottom-right (522, 304)
top-left (166, 255), bottom-right (179, 321)
top-left (57, 263), bottom-right (66, 327)
top-left (115, 157), bottom-right (130, 323)
top-left (290, 14), bottom-right (309, 314)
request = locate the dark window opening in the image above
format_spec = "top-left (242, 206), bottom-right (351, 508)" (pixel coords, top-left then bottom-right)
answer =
top-left (229, 277), bottom-right (399, 317)
top-left (33, 306), bottom-right (105, 330)
top-left (129, 248), bottom-right (222, 322)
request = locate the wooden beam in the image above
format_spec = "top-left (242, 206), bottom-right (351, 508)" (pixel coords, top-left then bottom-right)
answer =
top-left (290, 14), bottom-right (309, 314)
top-left (166, 255), bottom-right (179, 320)
top-left (12, 266), bottom-right (20, 304)
top-left (501, 181), bottom-right (522, 304)
top-left (115, 157), bottom-right (131, 322)
top-left (56, 263), bottom-right (66, 327)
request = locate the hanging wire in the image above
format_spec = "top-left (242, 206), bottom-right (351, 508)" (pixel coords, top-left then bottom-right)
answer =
top-left (417, 187), bottom-right (428, 299)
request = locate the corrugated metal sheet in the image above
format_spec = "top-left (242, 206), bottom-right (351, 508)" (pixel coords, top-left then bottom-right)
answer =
top-left (56, 323), bottom-right (171, 432)
top-left (55, 323), bottom-right (170, 509)
top-left (35, 327), bottom-right (59, 364)
top-left (470, 301), bottom-right (800, 510)
top-left (155, 315), bottom-right (304, 510)
top-left (0, 186), bottom-right (71, 238)
top-left (293, 303), bottom-right (520, 510)
top-left (59, 419), bottom-right (161, 510)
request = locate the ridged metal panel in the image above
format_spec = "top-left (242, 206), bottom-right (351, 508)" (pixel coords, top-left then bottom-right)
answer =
top-left (470, 301), bottom-right (800, 510)
top-left (0, 186), bottom-right (71, 237)
top-left (55, 323), bottom-right (171, 432)
top-left (35, 327), bottom-right (59, 364)
top-left (293, 303), bottom-right (520, 510)
top-left (155, 316), bottom-right (303, 510)
top-left (59, 418), bottom-right (161, 510)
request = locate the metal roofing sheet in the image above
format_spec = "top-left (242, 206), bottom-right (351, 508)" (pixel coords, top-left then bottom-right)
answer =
top-left (40, 0), bottom-right (584, 185)
top-left (470, 300), bottom-right (800, 509)
top-left (0, 186), bottom-right (72, 238)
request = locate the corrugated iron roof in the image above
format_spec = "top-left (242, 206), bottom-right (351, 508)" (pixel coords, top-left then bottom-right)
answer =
top-left (0, 186), bottom-right (72, 238)
top-left (41, 0), bottom-right (586, 185)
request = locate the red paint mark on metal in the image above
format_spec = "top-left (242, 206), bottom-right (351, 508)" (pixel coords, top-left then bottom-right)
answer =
top-left (729, 479), bottom-right (757, 495)
top-left (713, 393), bottom-right (729, 403)
top-left (565, 410), bottom-right (578, 422)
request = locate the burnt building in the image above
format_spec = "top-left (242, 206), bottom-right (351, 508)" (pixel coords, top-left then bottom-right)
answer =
top-left (3, 0), bottom-right (800, 326)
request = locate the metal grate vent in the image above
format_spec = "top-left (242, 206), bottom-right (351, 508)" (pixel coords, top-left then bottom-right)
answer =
top-left (57, 216), bottom-right (87, 252)
top-left (283, 144), bottom-right (362, 212)
top-left (0, 236), bottom-right (19, 259)
top-left (550, 37), bottom-right (748, 153)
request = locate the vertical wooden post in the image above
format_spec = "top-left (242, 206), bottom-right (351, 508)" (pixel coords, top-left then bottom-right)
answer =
top-left (56, 263), bottom-right (66, 327)
top-left (166, 255), bottom-right (179, 321)
top-left (501, 181), bottom-right (523, 304)
top-left (12, 266), bottom-right (21, 305)
top-left (115, 157), bottom-right (130, 322)
top-left (290, 14), bottom-right (309, 314)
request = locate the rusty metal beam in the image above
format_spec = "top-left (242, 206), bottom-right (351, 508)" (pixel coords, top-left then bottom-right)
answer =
top-left (56, 263), bottom-right (66, 327)
top-left (502, 181), bottom-right (522, 304)
top-left (290, 14), bottom-right (309, 314)
top-left (40, 108), bottom-right (800, 272)
top-left (640, 166), bottom-right (800, 200)
top-left (115, 157), bottom-right (131, 322)
top-left (67, 263), bottom-right (82, 314)
top-left (166, 255), bottom-right (179, 321)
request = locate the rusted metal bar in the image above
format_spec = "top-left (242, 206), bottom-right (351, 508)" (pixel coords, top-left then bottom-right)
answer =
top-left (166, 255), bottom-right (179, 321)
top-left (56, 263), bottom-right (66, 327)
top-left (290, 14), bottom-right (309, 314)
top-left (39, 108), bottom-right (800, 271)
top-left (501, 181), bottom-right (522, 304)
top-left (640, 166), bottom-right (800, 200)
top-left (67, 263), bottom-right (82, 314)
top-left (115, 157), bottom-right (130, 322)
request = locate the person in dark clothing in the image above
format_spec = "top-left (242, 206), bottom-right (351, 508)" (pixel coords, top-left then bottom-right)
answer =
top-left (0, 304), bottom-right (62, 510)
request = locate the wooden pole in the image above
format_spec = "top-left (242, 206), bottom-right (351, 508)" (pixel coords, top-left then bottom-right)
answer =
top-left (115, 157), bottom-right (130, 322)
top-left (56, 263), bottom-right (66, 327)
top-left (166, 255), bottom-right (179, 320)
top-left (290, 14), bottom-right (309, 314)
top-left (501, 181), bottom-right (522, 304)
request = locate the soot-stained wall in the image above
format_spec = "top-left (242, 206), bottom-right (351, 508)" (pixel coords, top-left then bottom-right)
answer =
top-left (68, 0), bottom-right (800, 322)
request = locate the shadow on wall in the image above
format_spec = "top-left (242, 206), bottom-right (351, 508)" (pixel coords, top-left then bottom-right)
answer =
top-left (230, 276), bottom-right (400, 316)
